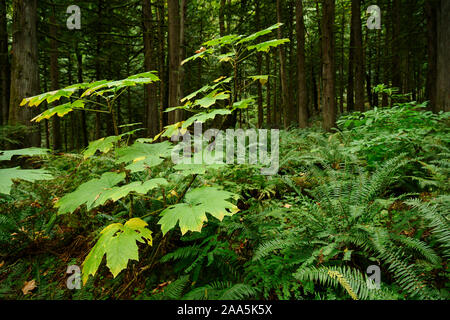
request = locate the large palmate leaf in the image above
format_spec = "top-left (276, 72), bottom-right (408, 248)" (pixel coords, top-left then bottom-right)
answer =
top-left (182, 109), bottom-right (231, 128)
top-left (82, 218), bottom-right (152, 284)
top-left (93, 178), bottom-right (168, 206)
top-left (0, 167), bottom-right (53, 195)
top-left (193, 90), bottom-right (230, 109)
top-left (31, 101), bottom-right (85, 122)
top-left (237, 23), bottom-right (283, 44)
top-left (55, 172), bottom-right (126, 215)
top-left (116, 141), bottom-right (173, 173)
top-left (0, 148), bottom-right (50, 161)
top-left (24, 72), bottom-right (160, 122)
top-left (20, 85), bottom-right (80, 107)
top-left (81, 72), bottom-right (160, 98)
top-left (158, 187), bottom-right (239, 235)
top-left (82, 135), bottom-right (122, 159)
top-left (247, 39), bottom-right (290, 52)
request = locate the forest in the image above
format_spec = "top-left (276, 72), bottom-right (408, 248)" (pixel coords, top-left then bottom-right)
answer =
top-left (0, 0), bottom-right (449, 302)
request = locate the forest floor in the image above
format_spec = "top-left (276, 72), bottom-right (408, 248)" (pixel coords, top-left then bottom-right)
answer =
top-left (0, 101), bottom-right (449, 300)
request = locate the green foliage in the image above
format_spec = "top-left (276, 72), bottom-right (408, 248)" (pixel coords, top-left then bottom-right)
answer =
top-left (82, 218), bottom-right (153, 284)
top-left (55, 172), bottom-right (126, 215)
top-left (158, 187), bottom-right (239, 235)
top-left (0, 167), bottom-right (53, 195)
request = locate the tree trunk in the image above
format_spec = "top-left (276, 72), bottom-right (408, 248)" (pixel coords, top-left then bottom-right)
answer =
top-left (49, 11), bottom-right (62, 151)
top-left (391, 0), bottom-right (402, 91)
top-left (296, 0), bottom-right (308, 128)
top-left (9, 0), bottom-right (40, 147)
top-left (143, 0), bottom-right (159, 138)
top-left (425, 0), bottom-right (437, 111)
top-left (167, 0), bottom-right (182, 124)
top-left (157, 0), bottom-right (166, 130)
top-left (0, 0), bottom-right (9, 126)
top-left (321, 0), bottom-right (336, 131)
top-left (178, 0), bottom-right (187, 118)
top-left (266, 53), bottom-right (271, 126)
top-left (256, 1), bottom-right (263, 128)
top-left (347, 17), bottom-right (355, 112)
top-left (436, 0), bottom-right (450, 112)
top-left (75, 43), bottom-right (88, 147)
top-left (352, 0), bottom-right (364, 112)
top-left (276, 0), bottom-right (290, 128)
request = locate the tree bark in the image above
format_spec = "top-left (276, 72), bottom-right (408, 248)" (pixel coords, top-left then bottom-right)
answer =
top-left (143, 0), bottom-right (159, 138)
top-left (49, 11), bottom-right (62, 151)
top-left (9, 0), bottom-right (40, 147)
top-left (391, 0), bottom-right (402, 91)
top-left (256, 1), bottom-right (263, 128)
top-left (0, 0), bottom-right (9, 126)
top-left (321, 0), bottom-right (336, 131)
top-left (276, 0), bottom-right (290, 128)
top-left (352, 0), bottom-right (364, 112)
top-left (167, 0), bottom-right (182, 124)
top-left (75, 43), bottom-right (88, 147)
top-left (436, 0), bottom-right (450, 112)
top-left (296, 0), bottom-right (308, 128)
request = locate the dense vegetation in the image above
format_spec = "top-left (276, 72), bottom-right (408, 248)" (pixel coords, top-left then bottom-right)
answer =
top-left (0, 0), bottom-right (449, 301)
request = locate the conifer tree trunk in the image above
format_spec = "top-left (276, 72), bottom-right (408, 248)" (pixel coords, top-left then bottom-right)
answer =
top-left (321, 0), bottom-right (336, 131)
top-left (256, 1), bottom-right (263, 128)
top-left (143, 0), bottom-right (159, 138)
top-left (0, 0), bottom-right (9, 126)
top-left (50, 10), bottom-right (62, 151)
top-left (296, 0), bottom-right (308, 128)
top-left (352, 0), bottom-right (365, 112)
top-left (436, 0), bottom-right (449, 112)
top-left (9, 0), bottom-right (40, 147)
top-left (276, 0), bottom-right (290, 128)
top-left (167, 0), bottom-right (182, 124)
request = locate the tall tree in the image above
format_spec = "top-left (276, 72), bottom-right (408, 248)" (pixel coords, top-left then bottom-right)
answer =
top-left (49, 7), bottom-right (61, 151)
top-left (276, 0), bottom-right (290, 128)
top-left (352, 0), bottom-right (364, 111)
top-left (425, 0), bottom-right (437, 111)
top-left (321, 0), bottom-right (336, 131)
top-left (347, 16), bottom-right (355, 112)
top-left (167, 0), bottom-right (182, 124)
top-left (9, 0), bottom-right (40, 147)
top-left (391, 0), bottom-right (402, 91)
top-left (255, 1), bottom-right (263, 128)
top-left (296, 0), bottom-right (308, 128)
top-left (0, 0), bottom-right (9, 126)
top-left (436, 0), bottom-right (450, 112)
top-left (143, 0), bottom-right (159, 137)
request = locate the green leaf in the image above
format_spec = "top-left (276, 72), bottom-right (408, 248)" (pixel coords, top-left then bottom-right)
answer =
top-left (55, 172), bottom-right (126, 215)
top-left (0, 148), bottom-right (49, 161)
top-left (82, 218), bottom-right (152, 284)
top-left (232, 98), bottom-right (255, 110)
top-left (94, 178), bottom-right (168, 205)
top-left (158, 187), bottom-right (239, 235)
top-left (203, 34), bottom-right (242, 47)
top-left (83, 135), bottom-right (122, 159)
top-left (194, 90), bottom-right (230, 109)
top-left (182, 109), bottom-right (231, 128)
top-left (237, 23), bottom-right (283, 44)
top-left (116, 141), bottom-right (172, 172)
top-left (247, 38), bottom-right (290, 52)
top-left (181, 48), bottom-right (213, 66)
top-left (0, 167), bottom-right (53, 195)
top-left (248, 75), bottom-right (268, 85)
